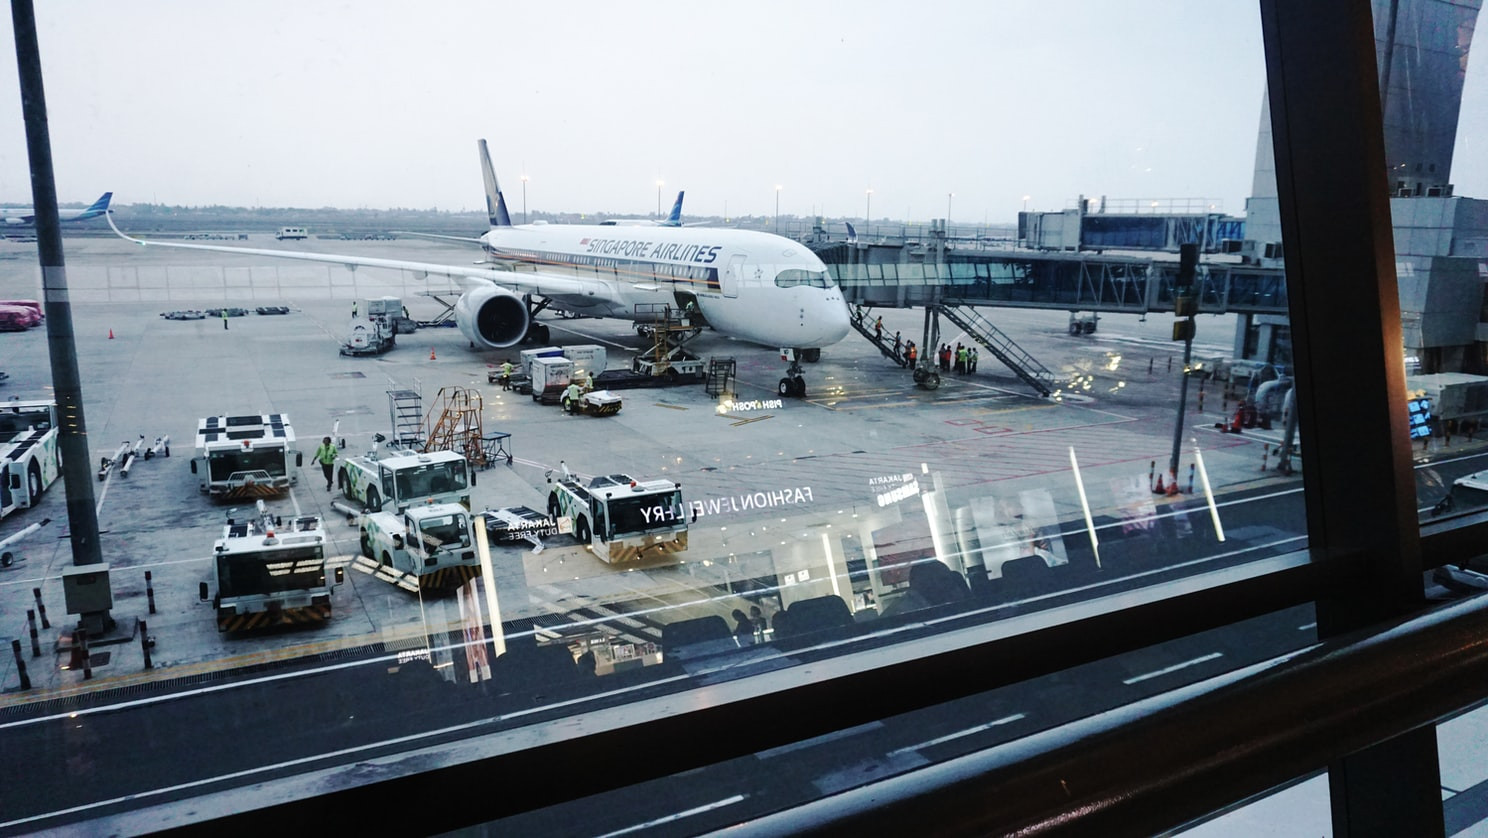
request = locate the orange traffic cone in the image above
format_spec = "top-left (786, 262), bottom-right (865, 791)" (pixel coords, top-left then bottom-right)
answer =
top-left (1152, 473), bottom-right (1166, 495)
top-left (1166, 473), bottom-right (1180, 496)
top-left (108, 329), bottom-right (114, 339)
top-left (429, 348), bottom-right (437, 360)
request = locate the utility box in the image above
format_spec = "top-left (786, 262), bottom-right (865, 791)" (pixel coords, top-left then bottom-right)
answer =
top-left (366, 296), bottom-right (402, 317)
top-left (62, 562), bottom-right (114, 619)
top-left (519, 346), bottom-right (566, 378)
top-left (563, 344), bottom-right (608, 375)
top-left (530, 356), bottom-right (574, 399)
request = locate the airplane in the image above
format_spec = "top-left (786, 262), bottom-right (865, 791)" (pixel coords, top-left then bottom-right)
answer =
top-left (2, 192), bottom-right (113, 227)
top-left (599, 190), bottom-right (686, 226)
top-left (107, 141), bottom-right (850, 397)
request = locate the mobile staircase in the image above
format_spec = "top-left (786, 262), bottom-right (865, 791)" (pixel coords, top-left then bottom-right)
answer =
top-left (939, 305), bottom-right (1058, 397)
top-left (848, 307), bottom-right (909, 367)
top-left (420, 386), bottom-right (487, 467)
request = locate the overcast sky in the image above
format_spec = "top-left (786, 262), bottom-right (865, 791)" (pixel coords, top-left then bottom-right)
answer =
top-left (0, 1), bottom-right (1483, 223)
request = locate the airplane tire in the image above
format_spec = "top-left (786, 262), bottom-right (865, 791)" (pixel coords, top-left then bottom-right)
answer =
top-left (794, 378), bottom-right (807, 398)
top-left (921, 372), bottom-right (941, 390)
top-left (778, 378), bottom-right (792, 397)
top-left (533, 324), bottom-right (550, 343)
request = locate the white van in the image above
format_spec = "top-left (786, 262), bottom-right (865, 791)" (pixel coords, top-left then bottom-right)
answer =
top-left (275, 227), bottom-right (308, 240)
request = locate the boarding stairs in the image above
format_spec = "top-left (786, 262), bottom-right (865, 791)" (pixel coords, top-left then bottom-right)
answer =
top-left (419, 386), bottom-right (487, 466)
top-left (848, 307), bottom-right (909, 367)
top-left (939, 305), bottom-right (1058, 397)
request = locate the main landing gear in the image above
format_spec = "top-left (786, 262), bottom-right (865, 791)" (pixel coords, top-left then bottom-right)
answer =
top-left (777, 347), bottom-right (821, 398)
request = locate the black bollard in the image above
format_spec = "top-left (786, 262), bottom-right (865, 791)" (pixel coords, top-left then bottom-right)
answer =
top-left (1188, 463), bottom-right (1196, 494)
top-left (11, 640), bottom-right (30, 690)
top-left (140, 619), bottom-right (152, 670)
top-left (32, 587), bottom-right (49, 629)
top-left (145, 570), bottom-right (157, 615)
top-left (27, 609), bottom-right (41, 657)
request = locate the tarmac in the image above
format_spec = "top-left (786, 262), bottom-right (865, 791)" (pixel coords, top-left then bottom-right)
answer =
top-left (0, 232), bottom-right (1480, 707)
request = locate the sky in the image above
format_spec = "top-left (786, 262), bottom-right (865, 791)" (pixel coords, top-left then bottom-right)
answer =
top-left (0, 1), bottom-right (1483, 223)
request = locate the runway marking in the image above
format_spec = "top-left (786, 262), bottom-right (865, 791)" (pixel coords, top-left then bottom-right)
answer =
top-left (655, 403), bottom-right (688, 410)
top-left (596, 794), bottom-right (747, 838)
top-left (888, 713), bottom-right (1026, 756)
top-left (1122, 652), bottom-right (1224, 685)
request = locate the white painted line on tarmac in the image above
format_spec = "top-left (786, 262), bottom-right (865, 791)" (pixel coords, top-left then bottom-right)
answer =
top-left (596, 794), bottom-right (748, 838)
top-left (1122, 651), bottom-right (1224, 685)
top-left (889, 713), bottom-right (1027, 756)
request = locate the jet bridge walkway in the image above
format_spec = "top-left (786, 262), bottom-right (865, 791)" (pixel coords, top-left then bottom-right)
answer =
top-left (822, 249), bottom-right (1288, 316)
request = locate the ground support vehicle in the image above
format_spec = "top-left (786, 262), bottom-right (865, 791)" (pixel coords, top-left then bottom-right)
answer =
top-left (357, 501), bottom-right (480, 593)
top-left (0, 304), bottom-right (40, 330)
top-left (0, 399), bottom-right (60, 521)
top-left (201, 500), bottom-right (341, 633)
top-left (564, 388), bottom-right (623, 417)
top-left (483, 505), bottom-right (561, 550)
top-left (546, 464), bottom-right (688, 564)
top-left (340, 296), bottom-right (406, 356)
top-left (338, 442), bottom-right (472, 514)
top-left (192, 414), bottom-right (301, 500)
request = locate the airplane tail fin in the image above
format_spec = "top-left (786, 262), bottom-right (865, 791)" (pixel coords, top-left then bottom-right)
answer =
top-left (663, 191), bottom-right (684, 226)
top-left (477, 140), bottom-right (513, 228)
top-left (84, 192), bottom-right (112, 216)
top-left (844, 221), bottom-right (858, 243)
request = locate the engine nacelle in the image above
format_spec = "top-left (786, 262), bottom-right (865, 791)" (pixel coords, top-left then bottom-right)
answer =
top-left (454, 285), bottom-right (529, 349)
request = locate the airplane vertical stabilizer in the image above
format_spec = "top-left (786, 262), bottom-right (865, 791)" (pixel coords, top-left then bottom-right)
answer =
top-left (664, 191), bottom-right (684, 226)
top-left (477, 139), bottom-right (513, 228)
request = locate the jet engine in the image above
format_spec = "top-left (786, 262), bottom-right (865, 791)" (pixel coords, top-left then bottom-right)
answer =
top-left (454, 284), bottom-right (529, 349)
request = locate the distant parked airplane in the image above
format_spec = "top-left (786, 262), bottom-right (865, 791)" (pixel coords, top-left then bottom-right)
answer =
top-left (1, 192), bottom-right (112, 227)
top-left (109, 142), bottom-right (850, 396)
top-left (600, 191), bottom-right (686, 227)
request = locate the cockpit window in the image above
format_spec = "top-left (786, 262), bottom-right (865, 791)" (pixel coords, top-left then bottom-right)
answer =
top-left (774, 269), bottom-right (833, 289)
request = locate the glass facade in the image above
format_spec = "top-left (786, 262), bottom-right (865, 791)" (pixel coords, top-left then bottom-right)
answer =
top-left (0, 1), bottom-right (1484, 834)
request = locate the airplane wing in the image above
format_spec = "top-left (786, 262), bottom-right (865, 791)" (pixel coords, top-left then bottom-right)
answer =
top-left (106, 212), bottom-right (619, 305)
top-left (388, 230), bottom-right (485, 245)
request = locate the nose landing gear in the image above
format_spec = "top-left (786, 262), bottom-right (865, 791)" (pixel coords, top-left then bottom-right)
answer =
top-left (777, 348), bottom-right (811, 398)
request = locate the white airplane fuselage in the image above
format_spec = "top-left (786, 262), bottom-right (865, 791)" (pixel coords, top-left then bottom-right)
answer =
top-left (480, 223), bottom-right (850, 350)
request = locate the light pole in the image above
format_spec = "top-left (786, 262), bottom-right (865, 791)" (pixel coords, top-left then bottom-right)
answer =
top-left (657, 180), bottom-right (664, 219)
top-left (865, 188), bottom-right (873, 228)
top-left (947, 192), bottom-right (954, 225)
top-left (520, 174), bottom-right (528, 225)
top-left (775, 185), bottom-right (782, 235)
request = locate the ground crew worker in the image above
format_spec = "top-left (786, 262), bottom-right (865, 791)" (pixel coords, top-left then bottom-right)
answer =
top-left (905, 341), bottom-right (917, 368)
top-left (221, 308), bottom-right (229, 330)
top-left (351, 300), bottom-right (358, 319)
top-left (562, 380), bottom-right (583, 414)
top-left (314, 436), bottom-right (338, 491)
top-left (498, 359), bottom-right (514, 389)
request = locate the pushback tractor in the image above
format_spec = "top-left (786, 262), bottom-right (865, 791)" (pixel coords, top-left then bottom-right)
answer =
top-left (357, 501), bottom-right (480, 593)
top-left (0, 399), bottom-right (60, 522)
top-left (337, 438), bottom-right (473, 514)
top-left (192, 414), bottom-right (302, 500)
top-left (200, 500), bottom-right (342, 633)
top-left (546, 463), bottom-right (688, 564)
